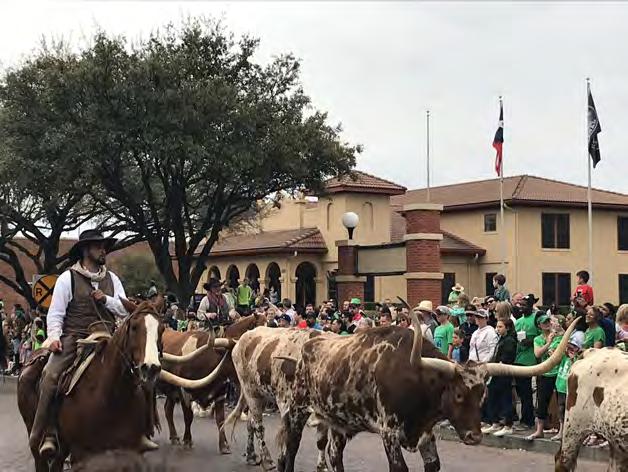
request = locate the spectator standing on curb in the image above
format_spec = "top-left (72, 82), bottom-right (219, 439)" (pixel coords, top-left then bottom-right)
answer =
top-left (468, 309), bottom-right (498, 362)
top-left (513, 294), bottom-right (541, 429)
top-left (449, 328), bottom-right (468, 364)
top-left (584, 305), bottom-right (606, 349)
top-left (526, 313), bottom-right (562, 440)
top-left (433, 306), bottom-right (454, 356)
top-left (553, 331), bottom-right (584, 441)
top-left (483, 318), bottom-right (517, 436)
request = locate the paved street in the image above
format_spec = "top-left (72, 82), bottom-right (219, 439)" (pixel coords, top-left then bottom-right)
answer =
top-left (0, 379), bottom-right (604, 471)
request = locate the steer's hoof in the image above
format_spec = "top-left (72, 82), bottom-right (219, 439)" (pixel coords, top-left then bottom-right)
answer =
top-left (170, 437), bottom-right (181, 446)
top-left (261, 460), bottom-right (276, 472)
top-left (316, 464), bottom-right (329, 472)
top-left (220, 445), bottom-right (232, 455)
top-left (183, 440), bottom-right (194, 450)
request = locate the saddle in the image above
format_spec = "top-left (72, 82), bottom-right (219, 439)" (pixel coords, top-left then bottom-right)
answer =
top-left (60, 331), bottom-right (112, 395)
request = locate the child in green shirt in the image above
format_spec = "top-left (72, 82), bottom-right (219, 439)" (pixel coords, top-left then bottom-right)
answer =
top-left (553, 331), bottom-right (584, 441)
top-left (584, 306), bottom-right (606, 349)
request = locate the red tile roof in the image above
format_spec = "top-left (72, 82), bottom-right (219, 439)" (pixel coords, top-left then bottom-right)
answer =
top-left (324, 170), bottom-right (407, 196)
top-left (209, 228), bottom-right (327, 257)
top-left (393, 175), bottom-right (628, 211)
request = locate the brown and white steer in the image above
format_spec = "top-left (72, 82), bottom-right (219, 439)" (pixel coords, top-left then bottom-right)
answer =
top-left (224, 327), bottom-right (331, 471)
top-left (158, 314), bottom-right (266, 452)
top-left (276, 314), bottom-right (579, 472)
top-left (555, 348), bottom-right (628, 472)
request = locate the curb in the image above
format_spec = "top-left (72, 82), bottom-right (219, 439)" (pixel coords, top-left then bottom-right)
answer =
top-left (434, 426), bottom-right (608, 463)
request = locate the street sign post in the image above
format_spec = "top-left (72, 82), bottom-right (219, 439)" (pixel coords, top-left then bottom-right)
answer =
top-left (32, 274), bottom-right (58, 309)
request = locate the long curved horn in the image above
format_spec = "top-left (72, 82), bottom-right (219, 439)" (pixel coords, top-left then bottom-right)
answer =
top-left (486, 317), bottom-right (581, 377)
top-left (159, 352), bottom-right (230, 389)
top-left (409, 310), bottom-right (457, 377)
top-left (161, 338), bottom-right (236, 363)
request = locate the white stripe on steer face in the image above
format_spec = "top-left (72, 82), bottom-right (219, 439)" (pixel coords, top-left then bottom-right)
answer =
top-left (144, 315), bottom-right (161, 367)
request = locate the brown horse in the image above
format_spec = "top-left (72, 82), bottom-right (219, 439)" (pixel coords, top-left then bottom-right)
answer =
top-left (159, 313), bottom-right (267, 452)
top-left (17, 299), bottom-right (228, 471)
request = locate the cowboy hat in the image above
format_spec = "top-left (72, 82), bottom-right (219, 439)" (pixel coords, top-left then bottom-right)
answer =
top-left (413, 300), bottom-right (434, 313)
top-left (451, 283), bottom-right (464, 292)
top-left (203, 278), bottom-right (222, 291)
top-left (69, 229), bottom-right (117, 260)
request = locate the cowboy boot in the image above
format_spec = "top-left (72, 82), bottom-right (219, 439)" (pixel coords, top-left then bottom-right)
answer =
top-left (29, 386), bottom-right (57, 458)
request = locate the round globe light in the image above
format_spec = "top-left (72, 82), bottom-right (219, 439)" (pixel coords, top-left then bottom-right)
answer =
top-left (341, 212), bottom-right (359, 229)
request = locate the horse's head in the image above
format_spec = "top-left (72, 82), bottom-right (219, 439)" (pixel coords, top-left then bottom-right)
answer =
top-left (118, 298), bottom-right (165, 386)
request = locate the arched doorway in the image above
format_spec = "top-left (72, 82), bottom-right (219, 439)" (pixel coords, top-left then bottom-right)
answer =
top-left (208, 266), bottom-right (221, 281)
top-left (266, 262), bottom-right (282, 303)
top-left (226, 265), bottom-right (240, 290)
top-left (295, 262), bottom-right (317, 308)
top-left (245, 263), bottom-right (261, 295)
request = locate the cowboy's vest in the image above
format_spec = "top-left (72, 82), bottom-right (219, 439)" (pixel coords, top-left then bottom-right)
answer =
top-left (63, 270), bottom-right (116, 337)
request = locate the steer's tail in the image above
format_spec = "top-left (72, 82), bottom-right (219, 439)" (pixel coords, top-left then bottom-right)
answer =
top-left (223, 390), bottom-right (247, 442)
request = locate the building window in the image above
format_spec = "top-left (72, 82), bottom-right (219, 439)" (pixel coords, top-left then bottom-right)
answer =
top-left (541, 213), bottom-right (570, 249)
top-left (542, 273), bottom-right (571, 306)
top-left (442, 273), bottom-right (456, 305)
top-left (618, 216), bottom-right (628, 250)
top-left (484, 213), bottom-right (497, 232)
top-left (485, 272), bottom-right (497, 297)
top-left (620, 275), bottom-right (628, 304)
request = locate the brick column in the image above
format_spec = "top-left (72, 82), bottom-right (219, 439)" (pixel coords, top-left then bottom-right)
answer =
top-left (402, 203), bottom-right (444, 307)
top-left (335, 240), bottom-right (365, 304)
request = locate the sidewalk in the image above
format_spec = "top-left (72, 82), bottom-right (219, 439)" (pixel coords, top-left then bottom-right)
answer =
top-left (434, 425), bottom-right (608, 463)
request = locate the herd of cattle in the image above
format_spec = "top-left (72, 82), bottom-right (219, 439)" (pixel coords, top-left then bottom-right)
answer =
top-left (17, 297), bottom-right (628, 472)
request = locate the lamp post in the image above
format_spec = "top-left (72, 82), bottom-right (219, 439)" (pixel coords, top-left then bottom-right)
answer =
top-left (341, 212), bottom-right (359, 240)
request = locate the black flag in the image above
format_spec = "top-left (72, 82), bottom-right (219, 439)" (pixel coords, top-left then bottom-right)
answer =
top-left (588, 83), bottom-right (601, 168)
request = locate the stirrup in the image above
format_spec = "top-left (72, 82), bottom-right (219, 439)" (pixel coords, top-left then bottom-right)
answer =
top-left (39, 435), bottom-right (57, 459)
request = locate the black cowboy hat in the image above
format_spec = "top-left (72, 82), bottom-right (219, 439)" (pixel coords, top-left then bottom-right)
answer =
top-left (69, 229), bottom-right (117, 260)
top-left (203, 278), bottom-right (222, 291)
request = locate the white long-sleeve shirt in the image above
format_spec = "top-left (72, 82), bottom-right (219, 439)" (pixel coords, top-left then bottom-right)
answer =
top-left (46, 270), bottom-right (128, 341)
top-left (469, 325), bottom-right (499, 363)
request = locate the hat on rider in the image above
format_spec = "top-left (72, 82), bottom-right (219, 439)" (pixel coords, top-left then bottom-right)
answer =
top-left (69, 229), bottom-right (117, 261)
top-left (203, 278), bottom-right (222, 291)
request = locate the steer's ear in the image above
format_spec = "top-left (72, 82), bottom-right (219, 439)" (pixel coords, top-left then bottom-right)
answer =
top-left (120, 297), bottom-right (138, 314)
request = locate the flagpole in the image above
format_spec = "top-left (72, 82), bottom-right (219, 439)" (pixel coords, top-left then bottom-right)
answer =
top-left (586, 78), bottom-right (593, 285)
top-left (426, 109), bottom-right (431, 202)
top-left (499, 96), bottom-right (506, 273)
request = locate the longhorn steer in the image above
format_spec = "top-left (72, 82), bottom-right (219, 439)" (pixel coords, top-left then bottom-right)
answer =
top-left (158, 314), bottom-right (266, 451)
top-left (555, 348), bottom-right (628, 472)
top-left (224, 327), bottom-right (331, 471)
top-left (277, 314), bottom-right (579, 472)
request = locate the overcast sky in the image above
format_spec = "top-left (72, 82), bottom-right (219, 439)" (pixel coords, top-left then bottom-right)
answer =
top-left (2, 1), bottom-right (627, 194)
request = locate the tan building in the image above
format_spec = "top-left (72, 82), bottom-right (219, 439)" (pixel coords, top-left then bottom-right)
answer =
top-left (199, 172), bottom-right (628, 307)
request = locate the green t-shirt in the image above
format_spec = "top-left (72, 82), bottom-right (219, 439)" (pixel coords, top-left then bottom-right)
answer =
top-left (236, 285), bottom-right (253, 306)
top-left (448, 291), bottom-right (460, 304)
top-left (515, 313), bottom-right (541, 366)
top-left (33, 328), bottom-right (45, 351)
top-left (584, 326), bottom-right (605, 349)
top-left (533, 333), bottom-right (562, 377)
top-left (433, 322), bottom-right (454, 355)
top-left (451, 306), bottom-right (467, 324)
top-left (555, 355), bottom-right (575, 394)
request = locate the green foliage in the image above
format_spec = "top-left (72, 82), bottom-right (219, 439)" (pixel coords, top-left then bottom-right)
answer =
top-left (0, 17), bottom-right (359, 303)
top-left (109, 251), bottom-right (164, 299)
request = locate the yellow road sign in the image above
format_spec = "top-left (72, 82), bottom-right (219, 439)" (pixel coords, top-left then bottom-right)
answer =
top-left (32, 274), bottom-right (58, 309)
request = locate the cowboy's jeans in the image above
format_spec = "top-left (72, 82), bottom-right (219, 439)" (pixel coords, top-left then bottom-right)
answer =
top-left (28, 336), bottom-right (78, 451)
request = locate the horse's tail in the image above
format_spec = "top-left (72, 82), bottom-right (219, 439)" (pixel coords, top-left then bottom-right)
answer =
top-left (222, 390), bottom-right (247, 442)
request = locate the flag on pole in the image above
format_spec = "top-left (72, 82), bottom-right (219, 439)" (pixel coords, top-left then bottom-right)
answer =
top-left (587, 84), bottom-right (601, 168)
top-left (493, 101), bottom-right (504, 176)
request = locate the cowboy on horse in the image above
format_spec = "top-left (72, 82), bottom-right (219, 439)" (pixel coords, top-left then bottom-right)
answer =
top-left (28, 229), bottom-right (158, 459)
top-left (196, 278), bottom-right (233, 332)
